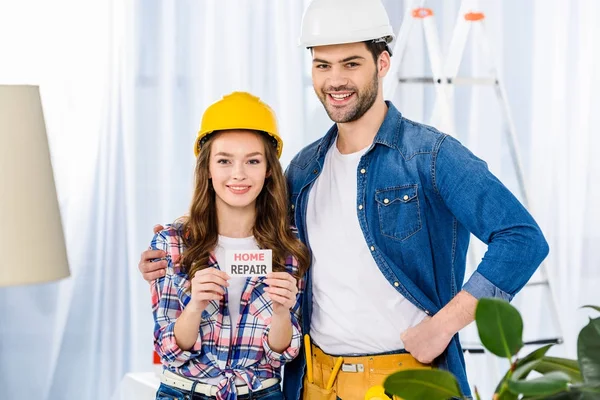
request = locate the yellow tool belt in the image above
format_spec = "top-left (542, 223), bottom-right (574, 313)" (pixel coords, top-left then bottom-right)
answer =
top-left (302, 343), bottom-right (431, 400)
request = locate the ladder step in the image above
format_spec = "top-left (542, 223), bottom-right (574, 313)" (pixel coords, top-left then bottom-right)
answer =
top-left (398, 77), bottom-right (436, 83)
top-left (462, 347), bottom-right (485, 354)
top-left (523, 338), bottom-right (563, 346)
top-left (462, 338), bottom-right (563, 354)
top-left (524, 280), bottom-right (549, 287)
top-left (398, 76), bottom-right (498, 85)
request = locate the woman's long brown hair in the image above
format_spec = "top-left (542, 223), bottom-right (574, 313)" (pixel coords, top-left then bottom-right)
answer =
top-left (178, 130), bottom-right (310, 281)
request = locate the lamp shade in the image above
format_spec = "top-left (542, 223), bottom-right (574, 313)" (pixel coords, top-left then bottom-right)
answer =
top-left (0, 85), bottom-right (70, 286)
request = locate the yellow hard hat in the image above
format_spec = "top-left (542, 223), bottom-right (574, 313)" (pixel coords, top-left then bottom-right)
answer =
top-left (194, 91), bottom-right (283, 158)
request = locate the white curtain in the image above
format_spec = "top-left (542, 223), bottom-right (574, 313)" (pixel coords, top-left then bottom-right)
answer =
top-left (0, 0), bottom-right (131, 399)
top-left (528, 0), bottom-right (600, 357)
top-left (0, 1), bottom-right (308, 399)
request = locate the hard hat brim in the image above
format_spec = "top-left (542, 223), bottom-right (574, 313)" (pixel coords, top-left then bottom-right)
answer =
top-left (299, 33), bottom-right (395, 48)
top-left (194, 129), bottom-right (283, 159)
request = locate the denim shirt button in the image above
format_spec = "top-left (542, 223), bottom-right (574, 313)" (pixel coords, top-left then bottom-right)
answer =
top-left (358, 204), bottom-right (363, 210)
top-left (291, 204), bottom-right (295, 210)
top-left (313, 168), bottom-right (318, 174)
top-left (393, 281), bottom-right (399, 287)
top-left (403, 195), bottom-right (409, 201)
top-left (370, 246), bottom-right (375, 251)
top-left (383, 198), bottom-right (390, 204)
top-left (360, 168), bottom-right (366, 174)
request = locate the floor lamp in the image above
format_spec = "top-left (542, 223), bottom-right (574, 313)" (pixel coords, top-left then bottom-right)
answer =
top-left (0, 85), bottom-right (70, 287)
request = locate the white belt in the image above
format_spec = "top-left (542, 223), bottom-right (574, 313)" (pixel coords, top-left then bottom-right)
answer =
top-left (160, 369), bottom-right (279, 396)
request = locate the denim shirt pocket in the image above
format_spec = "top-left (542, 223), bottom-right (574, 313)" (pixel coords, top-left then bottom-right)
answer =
top-left (375, 185), bottom-right (422, 241)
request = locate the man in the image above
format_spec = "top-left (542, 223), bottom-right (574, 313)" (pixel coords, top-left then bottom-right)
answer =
top-left (139, 0), bottom-right (549, 398)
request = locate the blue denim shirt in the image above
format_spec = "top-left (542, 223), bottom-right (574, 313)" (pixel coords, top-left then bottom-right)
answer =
top-left (282, 102), bottom-right (549, 399)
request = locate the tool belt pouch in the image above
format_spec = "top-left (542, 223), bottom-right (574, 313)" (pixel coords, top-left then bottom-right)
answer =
top-left (302, 381), bottom-right (336, 400)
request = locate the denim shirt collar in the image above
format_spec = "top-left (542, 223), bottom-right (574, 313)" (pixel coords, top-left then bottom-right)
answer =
top-left (315, 101), bottom-right (402, 158)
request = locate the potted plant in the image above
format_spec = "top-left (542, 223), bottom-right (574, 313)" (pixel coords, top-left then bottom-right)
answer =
top-left (383, 300), bottom-right (600, 399)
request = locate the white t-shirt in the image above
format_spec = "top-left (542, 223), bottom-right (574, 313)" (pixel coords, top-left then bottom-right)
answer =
top-left (306, 139), bottom-right (427, 354)
top-left (201, 235), bottom-right (258, 385)
top-left (214, 235), bottom-right (258, 337)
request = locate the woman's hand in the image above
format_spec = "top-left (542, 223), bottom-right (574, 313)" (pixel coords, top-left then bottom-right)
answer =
top-left (189, 267), bottom-right (230, 314)
top-left (264, 272), bottom-right (298, 316)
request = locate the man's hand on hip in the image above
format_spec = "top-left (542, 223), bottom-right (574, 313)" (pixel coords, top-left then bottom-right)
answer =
top-left (400, 316), bottom-right (453, 364)
top-left (402, 290), bottom-right (478, 364)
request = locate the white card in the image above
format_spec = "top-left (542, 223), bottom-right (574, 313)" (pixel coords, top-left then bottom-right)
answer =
top-left (225, 249), bottom-right (272, 277)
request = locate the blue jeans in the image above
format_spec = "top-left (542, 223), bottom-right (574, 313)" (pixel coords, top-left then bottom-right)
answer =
top-left (156, 382), bottom-right (283, 400)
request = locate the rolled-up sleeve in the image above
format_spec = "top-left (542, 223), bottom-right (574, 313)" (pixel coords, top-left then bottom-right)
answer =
top-left (462, 270), bottom-right (512, 301)
top-left (150, 231), bottom-right (202, 367)
top-left (261, 312), bottom-right (302, 367)
top-left (261, 255), bottom-right (304, 367)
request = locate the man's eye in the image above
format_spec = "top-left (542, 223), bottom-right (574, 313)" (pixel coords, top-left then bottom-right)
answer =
top-left (316, 64), bottom-right (329, 70)
top-left (346, 62), bottom-right (359, 68)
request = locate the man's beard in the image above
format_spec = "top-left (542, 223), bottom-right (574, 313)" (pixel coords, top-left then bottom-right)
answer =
top-left (318, 72), bottom-right (379, 123)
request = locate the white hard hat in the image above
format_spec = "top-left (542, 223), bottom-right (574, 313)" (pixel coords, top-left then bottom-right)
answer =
top-left (299, 0), bottom-right (395, 48)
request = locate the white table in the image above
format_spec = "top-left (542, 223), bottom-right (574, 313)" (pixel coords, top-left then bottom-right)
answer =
top-left (112, 372), bottom-right (161, 400)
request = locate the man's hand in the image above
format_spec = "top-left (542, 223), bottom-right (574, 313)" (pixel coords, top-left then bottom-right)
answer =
top-left (400, 317), bottom-right (453, 364)
top-left (264, 272), bottom-right (299, 316)
top-left (139, 224), bottom-right (171, 282)
top-left (188, 268), bottom-right (230, 314)
top-left (402, 290), bottom-right (477, 364)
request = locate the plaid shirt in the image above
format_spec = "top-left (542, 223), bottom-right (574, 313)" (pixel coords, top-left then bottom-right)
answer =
top-left (150, 224), bottom-right (303, 400)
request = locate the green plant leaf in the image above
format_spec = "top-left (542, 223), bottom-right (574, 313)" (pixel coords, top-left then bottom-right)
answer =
top-left (476, 298), bottom-right (524, 358)
top-left (383, 369), bottom-right (463, 400)
top-left (521, 344), bottom-right (556, 364)
top-left (494, 371), bottom-right (517, 399)
top-left (497, 391), bottom-right (519, 400)
top-left (578, 317), bottom-right (600, 382)
top-left (494, 344), bottom-right (555, 395)
top-left (524, 392), bottom-right (577, 400)
top-left (534, 383), bottom-right (600, 400)
top-left (534, 356), bottom-right (583, 382)
top-left (574, 382), bottom-right (600, 399)
top-left (507, 371), bottom-right (570, 396)
top-left (523, 392), bottom-right (579, 400)
top-left (495, 360), bottom-right (542, 400)
top-left (581, 305), bottom-right (600, 313)
top-left (513, 360), bottom-right (543, 379)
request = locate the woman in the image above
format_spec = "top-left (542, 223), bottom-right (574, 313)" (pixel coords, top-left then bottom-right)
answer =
top-left (151, 92), bottom-right (310, 400)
